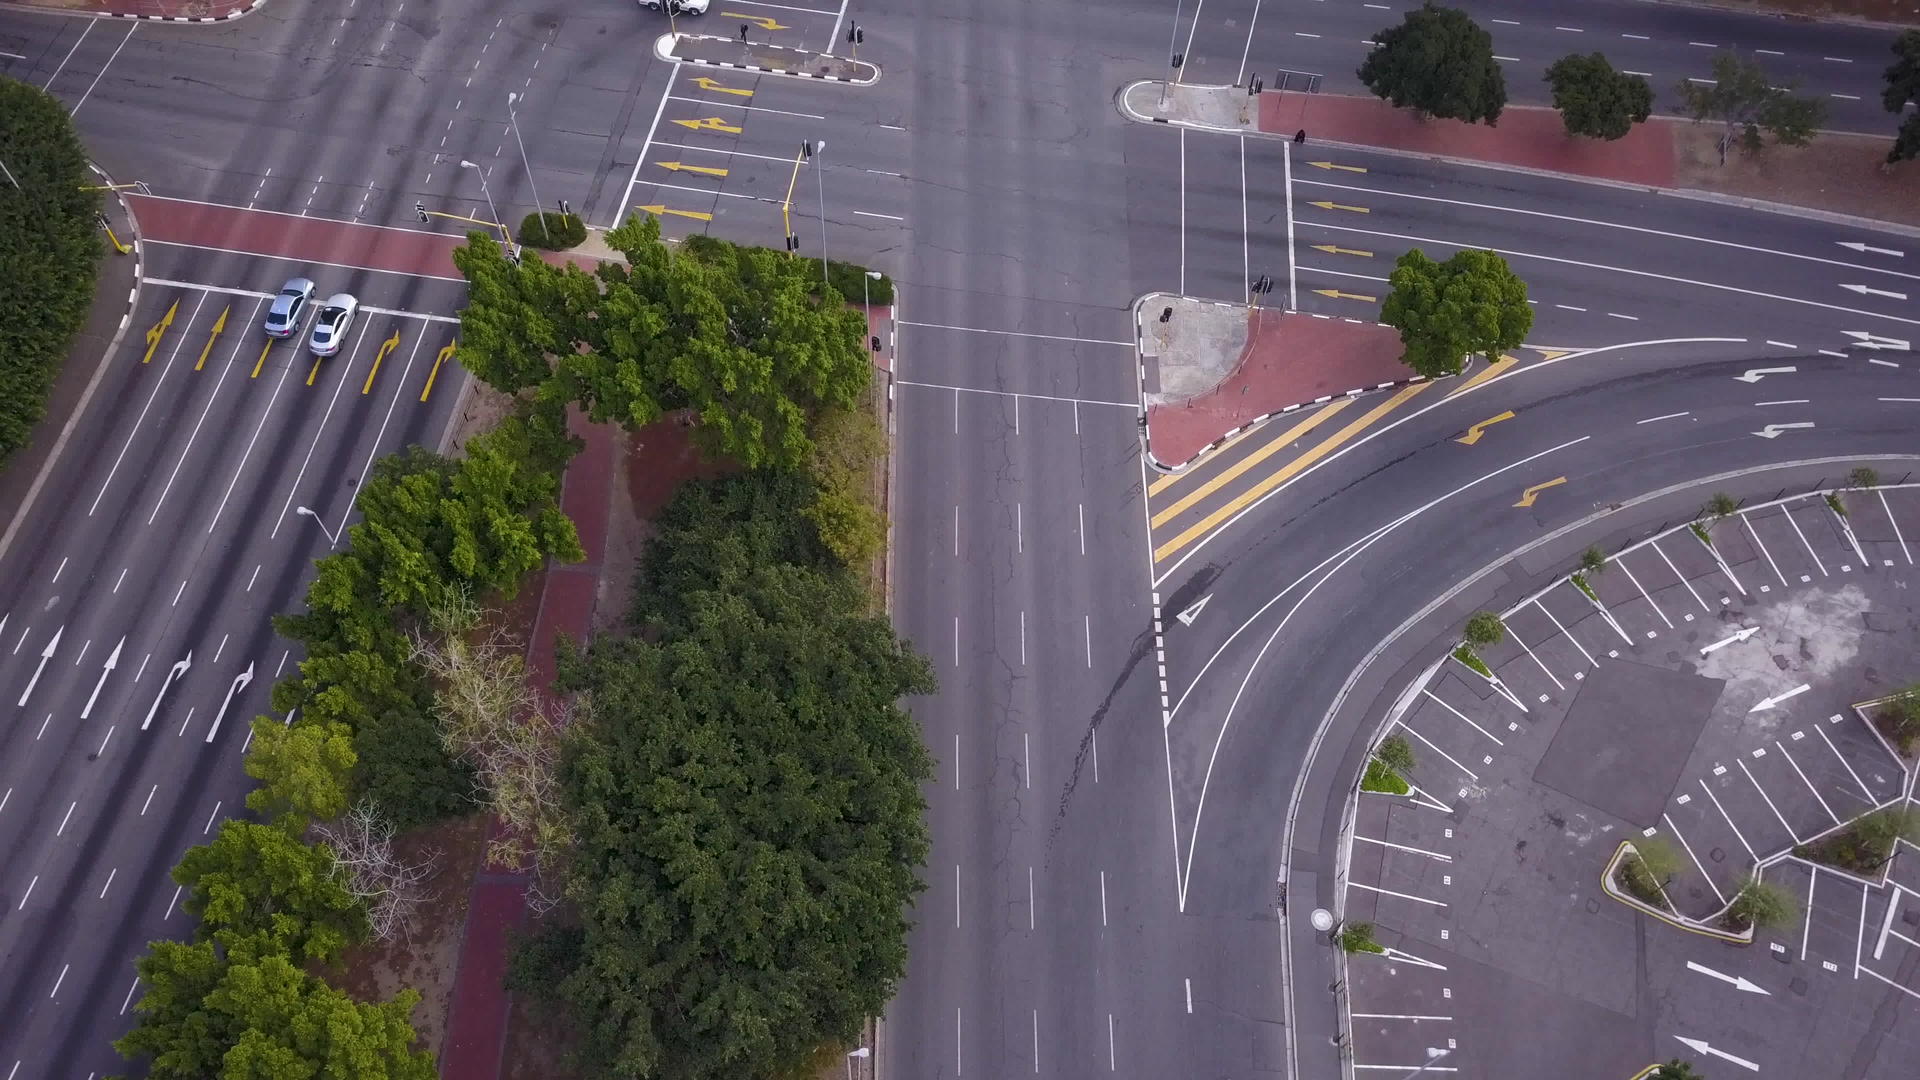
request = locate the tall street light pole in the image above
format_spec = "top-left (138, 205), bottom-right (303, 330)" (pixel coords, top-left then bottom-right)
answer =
top-left (813, 139), bottom-right (829, 290)
top-left (457, 159), bottom-right (506, 251)
top-left (506, 92), bottom-right (551, 245)
top-left (1160, 0), bottom-right (1185, 106)
top-left (845, 1047), bottom-right (869, 1080)
top-left (294, 505), bottom-right (342, 548)
top-left (862, 268), bottom-right (881, 310)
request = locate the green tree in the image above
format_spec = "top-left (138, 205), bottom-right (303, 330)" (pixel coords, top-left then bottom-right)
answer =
top-left (1727, 874), bottom-right (1796, 930)
top-left (244, 718), bottom-right (357, 827)
top-left (1677, 51), bottom-right (1827, 164)
top-left (1890, 112), bottom-right (1920, 166)
top-left (1380, 248), bottom-right (1532, 378)
top-left (1634, 836), bottom-right (1684, 884)
top-left (1580, 546), bottom-right (1608, 575)
top-left (174, 821), bottom-right (366, 964)
top-left (1545, 52), bottom-right (1653, 139)
top-left (803, 403), bottom-right (886, 570)
top-left (0, 77), bottom-right (102, 468)
top-left (1463, 611), bottom-right (1505, 647)
top-left (1885, 30), bottom-right (1920, 115)
top-left (628, 471), bottom-right (833, 630)
top-left (1705, 492), bottom-right (1739, 518)
top-left (552, 558), bottom-right (935, 1080)
top-left (1651, 1059), bottom-right (1705, 1080)
top-left (1357, 3), bottom-right (1506, 125)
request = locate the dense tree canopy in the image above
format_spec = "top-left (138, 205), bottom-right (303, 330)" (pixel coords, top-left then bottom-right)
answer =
top-left (1357, 3), bottom-right (1506, 125)
top-left (1886, 32), bottom-right (1920, 164)
top-left (1676, 51), bottom-right (1826, 164)
top-left (1545, 52), bottom-right (1653, 140)
top-left (1380, 248), bottom-right (1532, 378)
top-left (174, 821), bottom-right (365, 964)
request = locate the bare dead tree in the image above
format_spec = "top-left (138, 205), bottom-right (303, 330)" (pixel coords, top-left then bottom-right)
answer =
top-left (316, 800), bottom-right (441, 943)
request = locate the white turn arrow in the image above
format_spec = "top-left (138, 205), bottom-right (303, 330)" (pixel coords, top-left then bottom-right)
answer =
top-left (1699, 626), bottom-right (1759, 655)
top-left (1841, 283), bottom-right (1909, 300)
top-left (1749, 683), bottom-right (1811, 712)
top-left (141, 652), bottom-right (192, 731)
top-left (80, 636), bottom-right (125, 720)
top-left (1837, 240), bottom-right (1905, 258)
top-left (1734, 366), bottom-right (1795, 383)
top-left (1674, 1035), bottom-right (1759, 1072)
top-left (205, 660), bottom-right (256, 743)
top-left (17, 626), bottom-right (63, 707)
top-left (1175, 594), bottom-right (1212, 627)
top-left (1752, 422), bottom-right (1815, 439)
top-left (1686, 960), bottom-right (1771, 994)
top-left (1844, 330), bottom-right (1911, 351)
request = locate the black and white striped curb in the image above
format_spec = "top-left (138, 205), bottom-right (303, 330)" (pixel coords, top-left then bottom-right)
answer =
top-left (666, 33), bottom-right (878, 85)
top-left (88, 162), bottom-right (142, 332)
top-left (55, 0), bottom-right (267, 23)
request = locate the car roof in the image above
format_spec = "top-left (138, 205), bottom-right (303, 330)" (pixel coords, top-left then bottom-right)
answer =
top-left (320, 293), bottom-right (355, 308)
top-left (281, 277), bottom-right (315, 294)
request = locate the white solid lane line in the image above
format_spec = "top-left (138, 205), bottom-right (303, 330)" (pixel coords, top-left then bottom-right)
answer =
top-left (90, 290), bottom-right (212, 515)
top-left (1352, 834), bottom-right (1452, 861)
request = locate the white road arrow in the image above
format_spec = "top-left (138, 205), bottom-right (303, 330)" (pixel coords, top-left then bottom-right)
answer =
top-left (204, 661), bottom-right (255, 743)
top-left (17, 626), bottom-right (63, 707)
top-left (1686, 960), bottom-right (1771, 994)
top-left (1752, 422), bottom-right (1816, 439)
top-left (1700, 626), bottom-right (1760, 655)
top-left (1844, 330), bottom-right (1911, 351)
top-left (1838, 241), bottom-right (1905, 257)
top-left (1749, 683), bottom-right (1811, 712)
top-left (80, 636), bottom-right (125, 720)
top-left (140, 652), bottom-right (192, 731)
top-left (1674, 1035), bottom-right (1760, 1072)
top-left (1734, 366), bottom-right (1795, 383)
top-left (1175, 594), bottom-right (1212, 627)
top-left (1841, 283), bottom-right (1909, 300)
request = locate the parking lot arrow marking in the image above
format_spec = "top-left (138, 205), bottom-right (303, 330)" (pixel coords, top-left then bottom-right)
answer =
top-left (1456, 410), bottom-right (1515, 445)
top-left (195, 305), bottom-right (229, 371)
top-left (1733, 366), bottom-right (1795, 383)
top-left (1175, 594), bottom-right (1211, 626)
top-left (81, 636), bottom-right (125, 720)
top-left (690, 76), bottom-right (753, 97)
top-left (420, 340), bottom-right (456, 402)
top-left (1700, 626), bottom-right (1759, 655)
top-left (1673, 1036), bottom-right (1759, 1072)
top-left (141, 299), bottom-right (179, 364)
top-left (638, 203), bottom-right (716, 222)
top-left (17, 626), bottom-right (63, 707)
top-left (1309, 244), bottom-right (1373, 257)
top-left (1749, 683), bottom-right (1811, 712)
top-left (1307, 161), bottom-right (1367, 173)
top-left (1686, 960), bottom-right (1770, 994)
top-left (1837, 241), bottom-right (1904, 257)
top-left (1841, 283), bottom-right (1908, 300)
top-left (1751, 422), bottom-right (1815, 439)
top-left (656, 160), bottom-right (730, 177)
top-left (671, 116), bottom-right (743, 133)
top-left (141, 652), bottom-right (191, 731)
top-left (205, 661), bottom-right (255, 743)
top-left (722, 12), bottom-right (788, 30)
top-left (1512, 476), bottom-right (1567, 508)
top-left (1307, 200), bottom-right (1369, 214)
top-left (1310, 288), bottom-right (1376, 302)
top-left (363, 330), bottom-right (401, 395)
top-left (1844, 330), bottom-right (1911, 350)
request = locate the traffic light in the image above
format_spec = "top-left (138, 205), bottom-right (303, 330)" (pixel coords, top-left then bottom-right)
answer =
top-left (846, 23), bottom-right (863, 45)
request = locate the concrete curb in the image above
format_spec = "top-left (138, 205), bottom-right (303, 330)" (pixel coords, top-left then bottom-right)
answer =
top-left (0, 0), bottom-right (269, 22)
top-left (1115, 79), bottom-right (1920, 242)
top-left (1637, 0), bottom-right (1920, 33)
top-left (654, 31), bottom-right (880, 85)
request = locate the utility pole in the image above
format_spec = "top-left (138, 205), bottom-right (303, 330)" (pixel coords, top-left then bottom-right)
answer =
top-left (812, 139), bottom-right (829, 289)
top-left (506, 92), bottom-right (551, 245)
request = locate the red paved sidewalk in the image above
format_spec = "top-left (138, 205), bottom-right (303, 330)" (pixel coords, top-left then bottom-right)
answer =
top-left (1261, 92), bottom-right (1678, 188)
top-left (1147, 310), bottom-right (1409, 468)
top-left (128, 195), bottom-right (470, 280)
top-left (438, 408), bottom-right (614, 1080)
top-left (2, 0), bottom-right (266, 21)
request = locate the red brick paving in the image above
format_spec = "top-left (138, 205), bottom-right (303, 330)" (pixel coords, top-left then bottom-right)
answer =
top-left (129, 195), bottom-right (468, 280)
top-left (1261, 92), bottom-right (1677, 188)
top-left (1147, 310), bottom-right (1407, 468)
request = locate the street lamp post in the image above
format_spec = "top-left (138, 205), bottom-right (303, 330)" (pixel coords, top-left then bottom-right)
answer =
top-left (813, 139), bottom-right (829, 290)
top-left (862, 268), bottom-right (881, 310)
top-left (457, 159), bottom-right (506, 250)
top-left (845, 1047), bottom-right (869, 1080)
top-left (505, 93), bottom-right (551, 245)
top-left (294, 505), bottom-right (341, 548)
top-left (1160, 0), bottom-right (1185, 106)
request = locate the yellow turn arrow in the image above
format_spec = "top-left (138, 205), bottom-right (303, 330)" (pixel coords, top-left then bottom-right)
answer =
top-left (421, 340), bottom-right (456, 402)
top-left (142, 299), bottom-right (179, 364)
top-left (691, 76), bottom-right (753, 97)
top-left (1311, 288), bottom-right (1376, 303)
top-left (657, 160), bottom-right (729, 177)
top-left (195, 305), bottom-right (229, 371)
top-left (722, 11), bottom-right (788, 29)
top-left (1513, 476), bottom-right (1568, 508)
top-left (363, 329), bottom-right (402, 395)
top-left (1309, 244), bottom-right (1372, 257)
top-left (1308, 161), bottom-right (1368, 173)
top-left (1456, 410), bottom-right (1515, 446)
top-left (638, 204), bottom-right (715, 222)
top-left (1308, 200), bottom-right (1369, 214)
top-left (671, 116), bottom-right (743, 133)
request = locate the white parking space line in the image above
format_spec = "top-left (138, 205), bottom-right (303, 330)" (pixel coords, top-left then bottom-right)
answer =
top-left (1815, 725), bottom-right (1876, 801)
top-left (1347, 880), bottom-right (1449, 908)
top-left (1353, 1067), bottom-right (1458, 1074)
top-left (1649, 539), bottom-right (1710, 612)
top-left (1877, 490), bottom-right (1913, 564)
top-left (1777, 741), bottom-right (1841, 823)
top-left (1874, 884), bottom-right (1904, 960)
top-left (1393, 720), bottom-right (1478, 781)
top-left (1420, 689), bottom-right (1504, 745)
top-left (1352, 1013), bottom-right (1455, 1021)
top-left (1738, 760), bottom-right (1804, 843)
top-left (664, 94), bottom-right (825, 120)
top-left (1782, 510), bottom-right (1829, 576)
top-left (1510, 628), bottom-right (1564, 690)
top-left (88, 290), bottom-right (211, 515)
top-left (1663, 812), bottom-right (1728, 904)
top-left (1700, 779), bottom-right (1758, 860)
top-left (1802, 866), bottom-right (1817, 959)
top-left (1856, 886), bottom-right (1870, 979)
top-left (1742, 514), bottom-right (1789, 586)
top-left (1353, 834), bottom-right (1453, 861)
top-left (1614, 558), bottom-right (1673, 628)
top-left (1532, 598), bottom-right (1595, 666)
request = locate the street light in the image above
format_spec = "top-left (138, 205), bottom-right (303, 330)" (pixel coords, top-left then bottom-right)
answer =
top-left (457, 159), bottom-right (505, 248)
top-left (862, 268), bottom-right (881, 310)
top-left (294, 505), bottom-right (341, 548)
top-left (1401, 1048), bottom-right (1450, 1079)
top-left (812, 139), bottom-right (829, 289)
top-left (505, 93), bottom-right (551, 245)
top-left (845, 1047), bottom-right (869, 1080)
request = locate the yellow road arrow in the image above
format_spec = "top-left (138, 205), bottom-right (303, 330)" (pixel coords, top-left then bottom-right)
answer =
top-left (420, 340), bottom-right (456, 402)
top-left (1448, 353), bottom-right (1519, 397)
top-left (722, 12), bottom-right (788, 29)
top-left (691, 76), bottom-right (753, 97)
top-left (1308, 161), bottom-right (1368, 173)
top-left (1309, 244), bottom-right (1372, 257)
top-left (657, 160), bottom-right (729, 177)
top-left (1529, 346), bottom-right (1576, 361)
top-left (253, 339), bottom-right (273, 378)
top-left (363, 329), bottom-right (402, 395)
top-left (638, 203), bottom-right (715, 222)
top-left (672, 116), bottom-right (743, 133)
top-left (1308, 200), bottom-right (1369, 214)
top-left (141, 299), bottom-right (179, 364)
top-left (1456, 410), bottom-right (1515, 446)
top-left (1311, 288), bottom-right (1377, 302)
top-left (195, 305), bottom-right (229, 371)
top-left (306, 355), bottom-right (324, 387)
top-left (1513, 476), bottom-right (1568, 508)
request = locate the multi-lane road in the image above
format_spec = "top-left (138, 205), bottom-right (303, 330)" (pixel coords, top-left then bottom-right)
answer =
top-left (0, 0), bottom-right (1916, 1076)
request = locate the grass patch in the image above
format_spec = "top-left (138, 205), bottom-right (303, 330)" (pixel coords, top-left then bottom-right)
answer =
top-left (1874, 687), bottom-right (1920, 757)
top-left (1723, 874), bottom-right (1796, 933)
top-left (1826, 492), bottom-right (1847, 517)
top-left (1570, 572), bottom-right (1598, 603)
top-left (516, 211), bottom-right (587, 250)
top-left (1689, 521), bottom-right (1712, 547)
top-left (1795, 807), bottom-right (1920, 875)
top-left (1614, 851), bottom-right (1670, 910)
top-left (1361, 759), bottom-right (1410, 795)
top-left (1339, 922), bottom-right (1385, 954)
top-left (1451, 644), bottom-right (1491, 678)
